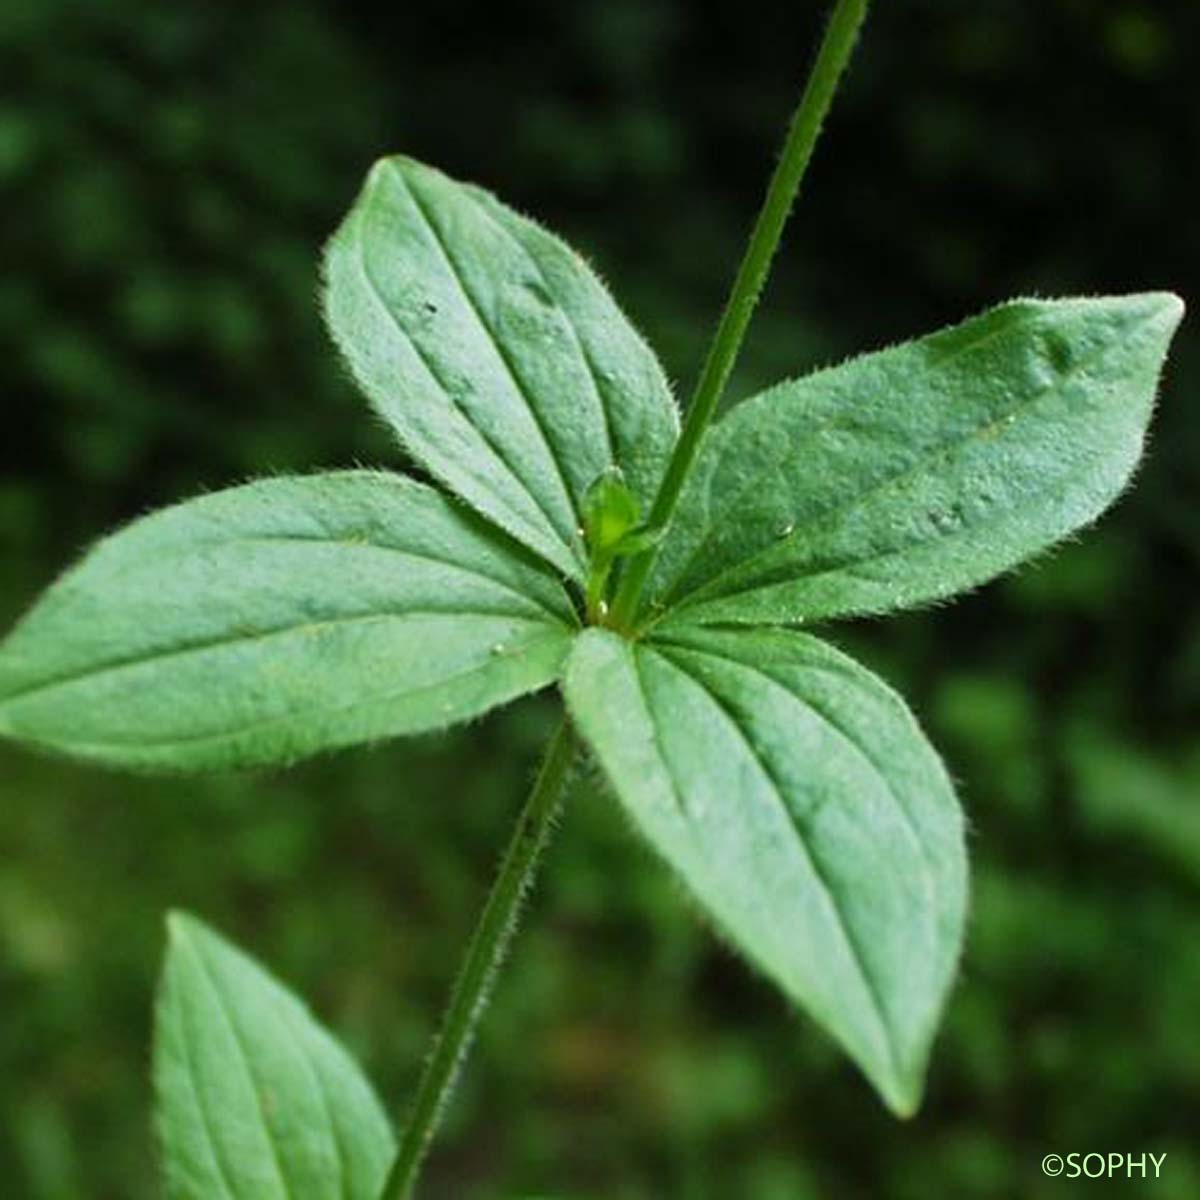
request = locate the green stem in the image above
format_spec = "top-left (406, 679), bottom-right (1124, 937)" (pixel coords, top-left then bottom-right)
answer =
top-left (609, 0), bottom-right (871, 631)
top-left (585, 552), bottom-right (615, 625)
top-left (382, 719), bottom-right (576, 1199)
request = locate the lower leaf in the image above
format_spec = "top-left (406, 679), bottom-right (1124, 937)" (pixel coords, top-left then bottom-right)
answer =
top-left (563, 625), bottom-right (966, 1114)
top-left (155, 912), bottom-right (395, 1200)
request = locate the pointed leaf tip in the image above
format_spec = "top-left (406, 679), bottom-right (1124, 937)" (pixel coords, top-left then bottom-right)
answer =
top-left (164, 909), bottom-right (192, 942)
top-left (1125, 289), bottom-right (1184, 325)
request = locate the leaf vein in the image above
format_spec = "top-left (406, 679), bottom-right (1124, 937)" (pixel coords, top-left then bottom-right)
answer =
top-left (43, 626), bottom-right (567, 754)
top-left (0, 610), bottom-right (558, 709)
top-left (458, 187), bottom-right (619, 466)
top-left (170, 968), bottom-right (239, 1200)
top-left (352, 196), bottom-right (557, 563)
top-left (628, 647), bottom-right (689, 822)
top-left (648, 644), bottom-right (900, 1078)
top-left (394, 163), bottom-right (584, 543)
top-left (184, 934), bottom-right (296, 1200)
top-left (654, 637), bottom-right (936, 885)
top-left (277, 1005), bottom-right (347, 1200)
top-left (218, 531), bottom-right (571, 625)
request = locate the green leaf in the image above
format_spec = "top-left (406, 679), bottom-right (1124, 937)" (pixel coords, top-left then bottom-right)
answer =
top-left (323, 154), bottom-right (679, 581)
top-left (155, 912), bottom-right (394, 1200)
top-left (647, 293), bottom-right (1183, 626)
top-left (0, 471), bottom-right (576, 770)
top-left (563, 625), bottom-right (966, 1114)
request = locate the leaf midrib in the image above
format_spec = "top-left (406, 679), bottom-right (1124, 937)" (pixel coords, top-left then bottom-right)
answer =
top-left (26, 625), bottom-right (568, 756)
top-left (182, 931), bottom-right (296, 1200)
top-left (275, 1005), bottom-right (349, 1200)
top-left (208, 530), bottom-right (574, 625)
top-left (688, 448), bottom-right (1103, 620)
top-left (351, 194), bottom-right (572, 575)
top-left (462, 184), bottom-right (621, 473)
top-left (75, 525), bottom-right (574, 628)
top-left (0, 610), bottom-right (563, 710)
top-left (642, 641), bottom-right (902, 1086)
top-left (653, 315), bottom-right (1033, 605)
top-left (169, 962), bottom-right (239, 1200)
top-left (391, 163), bottom-right (585, 552)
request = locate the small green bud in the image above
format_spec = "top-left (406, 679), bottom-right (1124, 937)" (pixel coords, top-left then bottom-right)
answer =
top-left (583, 469), bottom-right (640, 556)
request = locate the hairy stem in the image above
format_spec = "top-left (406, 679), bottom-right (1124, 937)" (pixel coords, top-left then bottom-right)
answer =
top-left (382, 718), bottom-right (576, 1199)
top-left (609, 0), bottom-right (871, 631)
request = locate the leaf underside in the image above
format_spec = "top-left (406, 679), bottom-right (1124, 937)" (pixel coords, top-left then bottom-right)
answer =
top-left (563, 625), bottom-right (966, 1113)
top-left (647, 293), bottom-right (1183, 627)
top-left (155, 912), bottom-right (395, 1200)
top-left (0, 471), bottom-right (575, 769)
top-left (323, 154), bottom-right (679, 581)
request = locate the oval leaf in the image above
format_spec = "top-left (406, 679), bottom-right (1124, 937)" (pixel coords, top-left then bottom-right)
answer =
top-left (155, 912), bottom-right (394, 1200)
top-left (563, 626), bottom-right (966, 1114)
top-left (323, 155), bottom-right (679, 580)
top-left (648, 293), bottom-right (1183, 625)
top-left (0, 471), bottom-right (575, 769)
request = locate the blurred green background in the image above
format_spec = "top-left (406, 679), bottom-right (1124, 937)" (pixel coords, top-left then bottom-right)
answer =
top-left (1, 0), bottom-right (1197, 1196)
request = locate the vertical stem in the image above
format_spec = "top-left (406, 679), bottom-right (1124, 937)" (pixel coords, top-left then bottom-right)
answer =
top-left (382, 719), bottom-right (576, 1199)
top-left (609, 0), bottom-right (871, 630)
